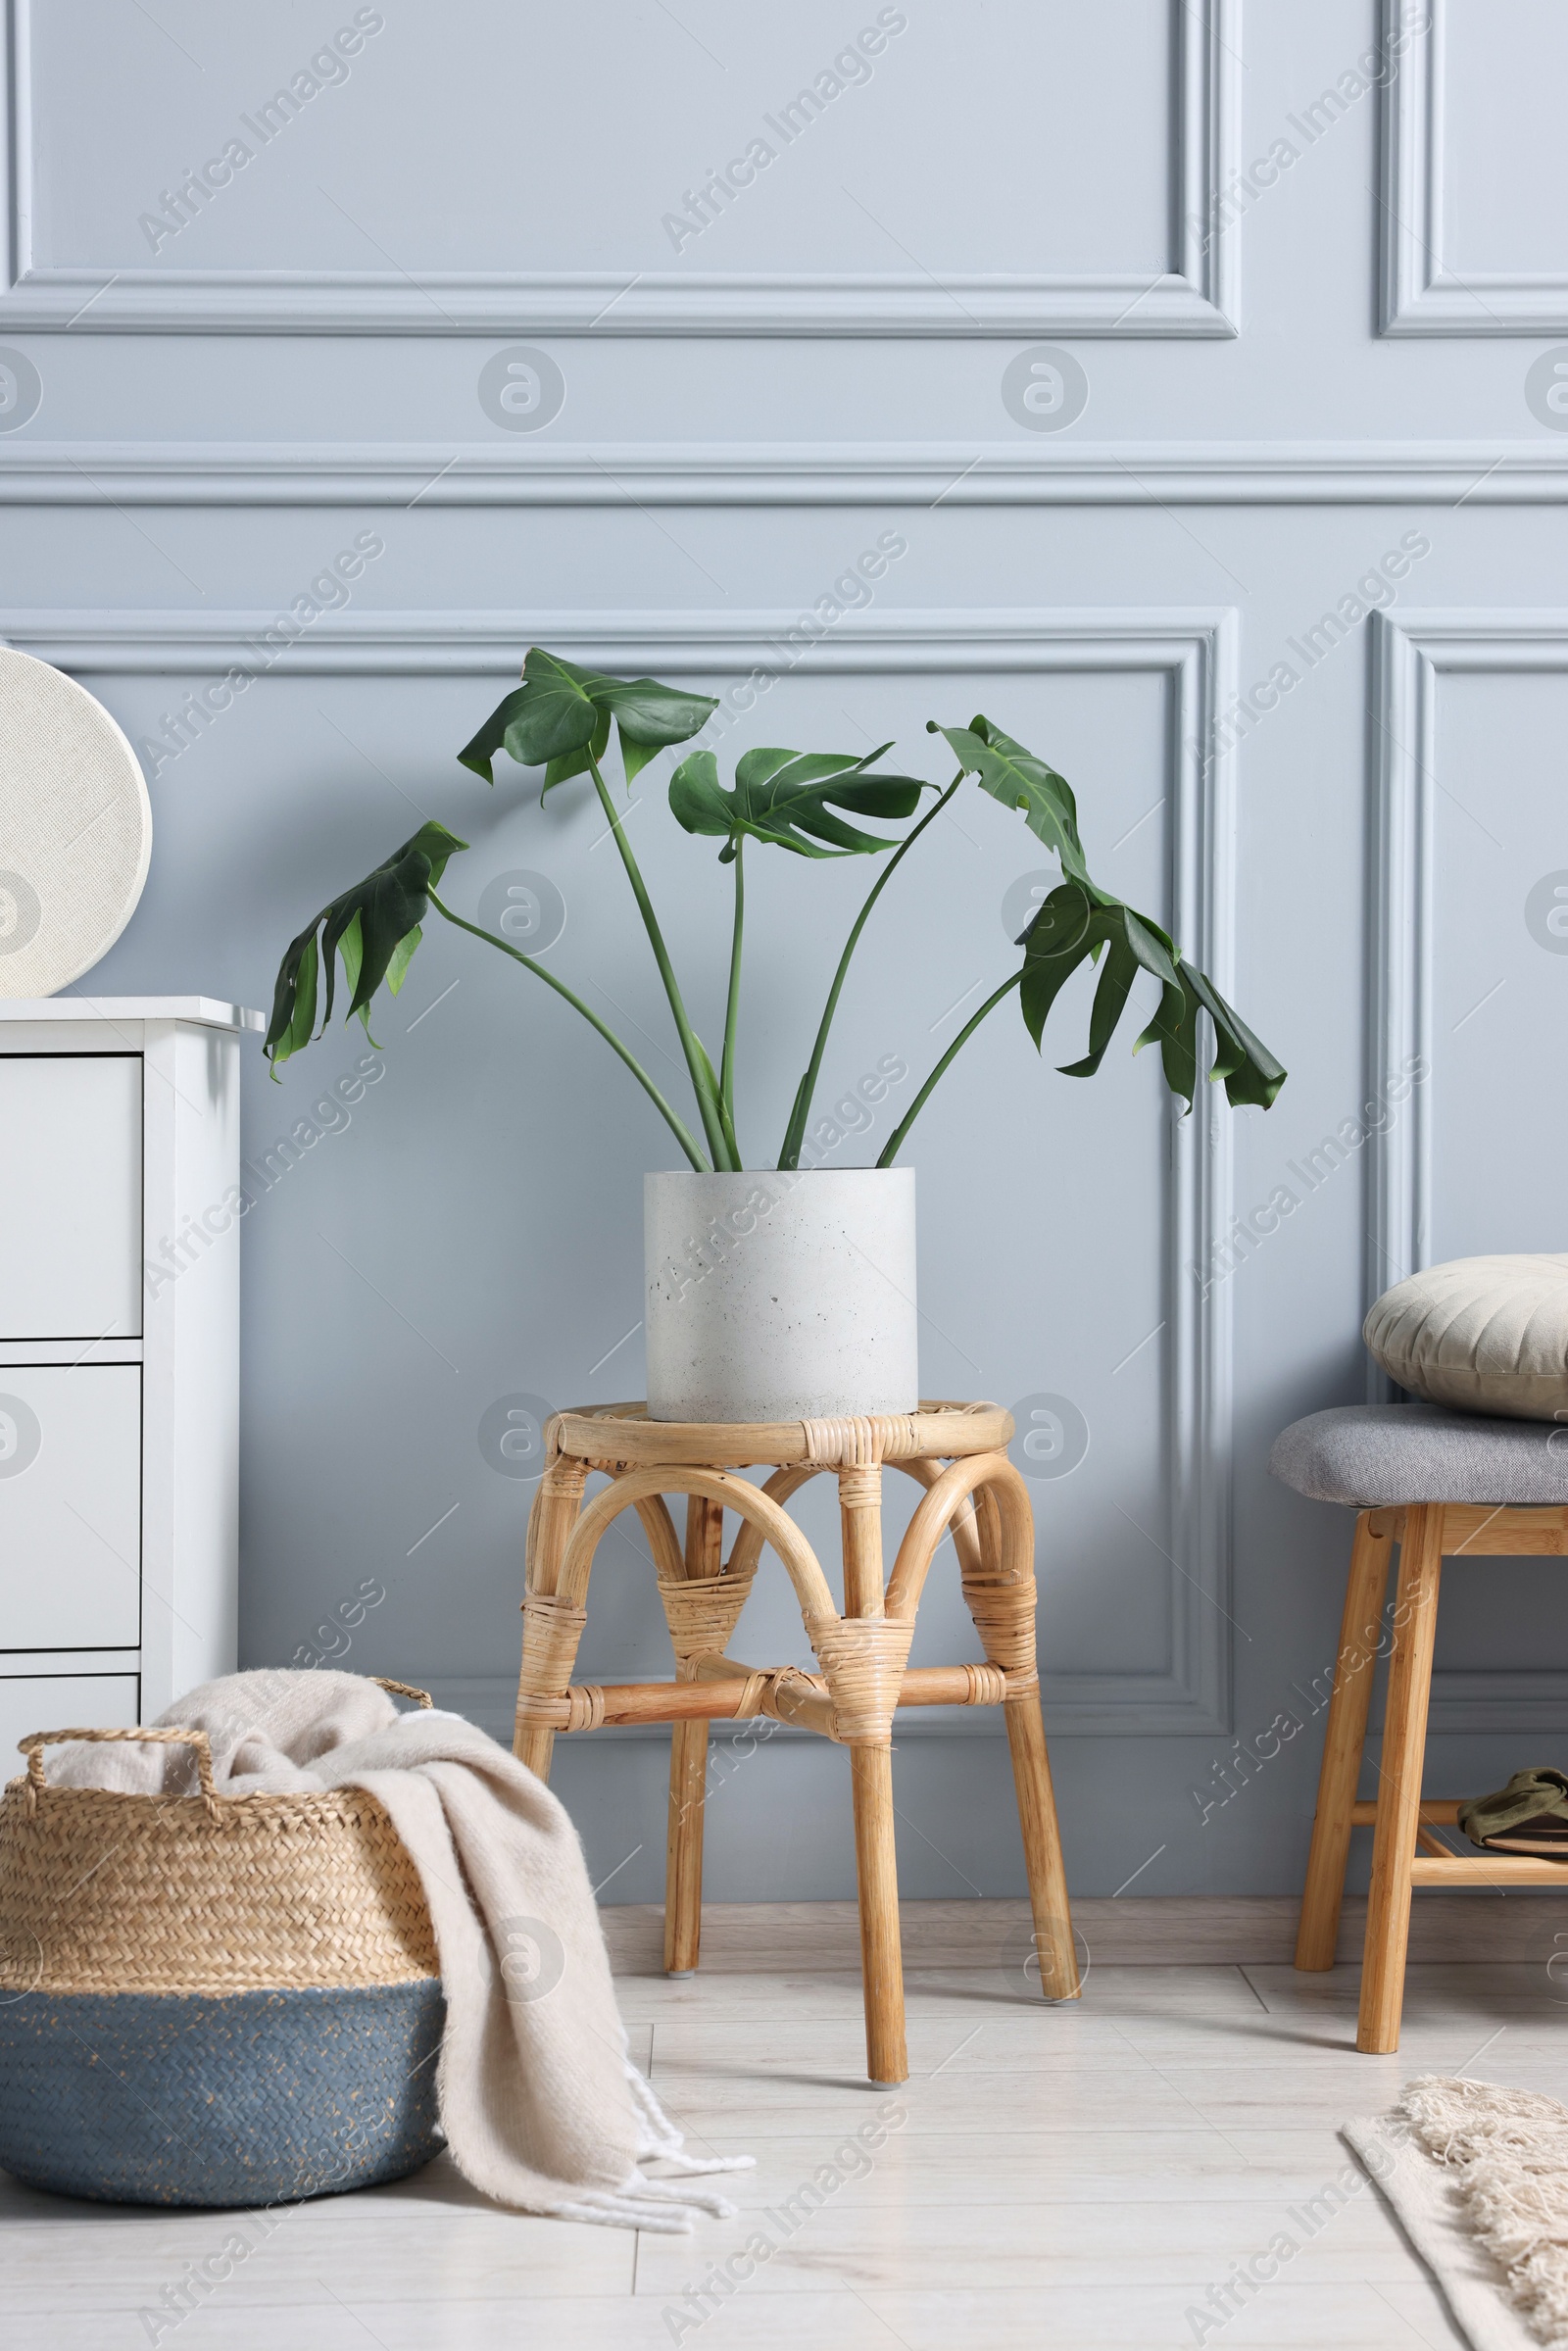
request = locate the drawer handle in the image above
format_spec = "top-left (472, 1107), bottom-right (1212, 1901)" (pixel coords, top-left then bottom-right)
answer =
top-left (19, 1724), bottom-right (219, 1819)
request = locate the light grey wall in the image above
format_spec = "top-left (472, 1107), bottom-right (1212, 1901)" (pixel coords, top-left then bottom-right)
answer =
top-left (4, 0), bottom-right (1566, 1907)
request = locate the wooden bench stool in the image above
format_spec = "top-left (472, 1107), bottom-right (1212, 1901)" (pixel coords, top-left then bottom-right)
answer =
top-left (1274, 1403), bottom-right (1568, 2052)
top-left (511, 1399), bottom-right (1079, 2084)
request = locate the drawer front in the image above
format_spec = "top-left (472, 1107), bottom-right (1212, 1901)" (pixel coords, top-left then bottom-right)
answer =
top-left (0, 1674), bottom-right (141, 1779)
top-left (0, 1367), bottom-right (140, 1649)
top-left (0, 1054), bottom-right (142, 1341)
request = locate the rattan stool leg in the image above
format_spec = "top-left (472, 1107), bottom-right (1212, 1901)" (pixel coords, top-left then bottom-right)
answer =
top-left (1004, 1692), bottom-right (1080, 2000)
top-left (852, 1745), bottom-right (906, 2085)
top-left (1296, 1511), bottom-right (1394, 1972)
top-left (514, 1453), bottom-right (589, 1781)
top-left (837, 1462), bottom-right (908, 2085)
top-left (664, 1724), bottom-right (707, 1974)
top-left (1358, 1502), bottom-right (1443, 2054)
top-left (664, 1495), bottom-right (722, 1976)
top-left (946, 1460), bottom-right (1079, 2000)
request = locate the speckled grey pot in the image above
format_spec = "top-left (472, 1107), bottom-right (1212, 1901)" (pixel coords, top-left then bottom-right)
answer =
top-left (645, 1168), bottom-right (918, 1422)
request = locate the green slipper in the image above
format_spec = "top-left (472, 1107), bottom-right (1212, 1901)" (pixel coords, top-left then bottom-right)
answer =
top-left (1458, 1766), bottom-right (1568, 1855)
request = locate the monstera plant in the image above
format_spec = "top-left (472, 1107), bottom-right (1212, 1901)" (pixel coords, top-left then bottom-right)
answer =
top-left (266, 649), bottom-right (1285, 1170)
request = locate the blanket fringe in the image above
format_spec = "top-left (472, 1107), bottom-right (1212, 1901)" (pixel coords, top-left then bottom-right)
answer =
top-left (1402, 2074), bottom-right (1568, 2349)
top-left (551, 2180), bottom-right (740, 2233)
top-left (625, 2054), bottom-right (755, 2178)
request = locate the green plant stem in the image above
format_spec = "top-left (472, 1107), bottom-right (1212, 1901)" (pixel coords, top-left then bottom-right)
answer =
top-left (427, 893), bottom-right (711, 1172)
top-left (875, 969), bottom-right (1023, 1169)
top-left (778, 774), bottom-right (962, 1169)
top-left (718, 835), bottom-right (744, 1163)
top-left (585, 751), bottom-right (734, 1170)
top-left (715, 1086), bottom-right (742, 1170)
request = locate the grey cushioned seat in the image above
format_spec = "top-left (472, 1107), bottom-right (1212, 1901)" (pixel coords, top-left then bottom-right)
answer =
top-left (1269, 1403), bottom-right (1568, 1507)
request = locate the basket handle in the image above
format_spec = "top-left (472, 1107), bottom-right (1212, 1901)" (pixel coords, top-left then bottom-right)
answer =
top-left (18, 1725), bottom-right (220, 1818)
top-left (17, 1686), bottom-right (430, 1813)
top-left (372, 1677), bottom-right (433, 1709)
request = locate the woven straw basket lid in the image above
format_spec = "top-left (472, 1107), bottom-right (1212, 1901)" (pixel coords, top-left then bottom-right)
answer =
top-left (0, 1692), bottom-right (439, 1998)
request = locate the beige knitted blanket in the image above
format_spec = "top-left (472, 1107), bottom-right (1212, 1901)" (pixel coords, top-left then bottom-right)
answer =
top-left (46, 1669), bottom-right (750, 2231)
top-left (1347, 2076), bottom-right (1568, 2350)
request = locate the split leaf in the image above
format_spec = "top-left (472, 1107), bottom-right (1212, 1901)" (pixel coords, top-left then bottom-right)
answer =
top-left (459, 649), bottom-right (717, 790)
top-left (931, 715), bottom-right (1287, 1113)
top-left (669, 744), bottom-right (928, 861)
top-left (264, 821), bottom-right (467, 1072)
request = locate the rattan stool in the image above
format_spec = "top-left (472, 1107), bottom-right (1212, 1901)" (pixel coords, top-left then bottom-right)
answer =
top-left (1275, 1403), bottom-right (1568, 2053)
top-left (512, 1398), bottom-right (1079, 2084)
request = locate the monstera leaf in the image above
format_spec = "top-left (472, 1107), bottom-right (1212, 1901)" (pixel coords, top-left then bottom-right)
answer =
top-left (1015, 878), bottom-right (1285, 1110)
top-left (459, 649), bottom-right (718, 789)
top-left (927, 715), bottom-right (1092, 887)
top-left (669, 744), bottom-right (928, 861)
top-left (931, 715), bottom-right (1287, 1113)
top-left (264, 820), bottom-right (467, 1071)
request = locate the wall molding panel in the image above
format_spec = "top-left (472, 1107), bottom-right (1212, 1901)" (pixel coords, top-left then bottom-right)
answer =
top-left (1368, 609), bottom-right (1568, 1309)
top-left (1370, 608), bottom-right (1568, 1731)
top-left (10, 439), bottom-right (1568, 506)
top-left (0, 604), bottom-right (1240, 1735)
top-left (1367, 608), bottom-right (1435, 1324)
top-left (1380, 0), bottom-right (1568, 335)
top-left (0, 0), bottom-right (1239, 337)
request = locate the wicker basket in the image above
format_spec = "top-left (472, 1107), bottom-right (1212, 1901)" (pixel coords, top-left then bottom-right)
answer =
top-left (0, 1687), bottom-right (445, 2207)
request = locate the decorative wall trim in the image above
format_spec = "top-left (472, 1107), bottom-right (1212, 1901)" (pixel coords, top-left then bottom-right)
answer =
top-left (1380, 0), bottom-right (1568, 334)
top-left (3, 440), bottom-right (1565, 507)
top-left (1371, 608), bottom-right (1568, 1731)
top-left (1369, 609), bottom-right (1568, 1310)
top-left (1367, 609), bottom-right (1434, 1326)
top-left (0, 0), bottom-right (1239, 336)
top-left (0, 604), bottom-right (1239, 1734)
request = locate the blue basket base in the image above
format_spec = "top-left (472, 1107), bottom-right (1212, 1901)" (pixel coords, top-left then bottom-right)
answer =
top-left (0, 1979), bottom-right (445, 2208)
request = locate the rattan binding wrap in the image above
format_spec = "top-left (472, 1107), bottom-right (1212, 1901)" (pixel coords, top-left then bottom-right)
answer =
top-left (801, 1415), bottom-right (921, 1467)
top-left (657, 1564), bottom-right (758, 1666)
top-left (0, 1691), bottom-right (439, 1998)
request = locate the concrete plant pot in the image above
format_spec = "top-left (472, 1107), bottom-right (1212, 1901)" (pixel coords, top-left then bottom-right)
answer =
top-left (644, 1167), bottom-right (918, 1422)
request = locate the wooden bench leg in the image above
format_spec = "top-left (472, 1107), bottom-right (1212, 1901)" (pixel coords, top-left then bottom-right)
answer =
top-left (663, 1496), bottom-right (722, 1976)
top-left (1004, 1691), bottom-right (1080, 2000)
top-left (852, 1743), bottom-right (907, 2085)
top-left (1296, 1511), bottom-right (1395, 1971)
top-left (1358, 1502), bottom-right (1444, 2054)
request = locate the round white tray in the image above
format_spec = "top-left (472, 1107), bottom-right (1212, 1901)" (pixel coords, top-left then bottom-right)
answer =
top-left (0, 648), bottom-right (152, 998)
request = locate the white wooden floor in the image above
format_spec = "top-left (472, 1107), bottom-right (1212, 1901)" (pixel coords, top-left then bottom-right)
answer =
top-left (10, 1958), bottom-right (1563, 2349)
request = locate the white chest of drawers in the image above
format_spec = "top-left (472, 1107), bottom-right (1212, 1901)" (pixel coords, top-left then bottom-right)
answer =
top-left (0, 998), bottom-right (262, 1760)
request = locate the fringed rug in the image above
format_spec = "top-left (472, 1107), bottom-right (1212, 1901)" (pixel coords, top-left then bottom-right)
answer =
top-left (1346, 2078), bottom-right (1568, 2351)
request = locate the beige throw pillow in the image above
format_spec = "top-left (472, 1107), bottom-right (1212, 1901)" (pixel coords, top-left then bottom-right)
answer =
top-left (1364, 1253), bottom-right (1568, 1422)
